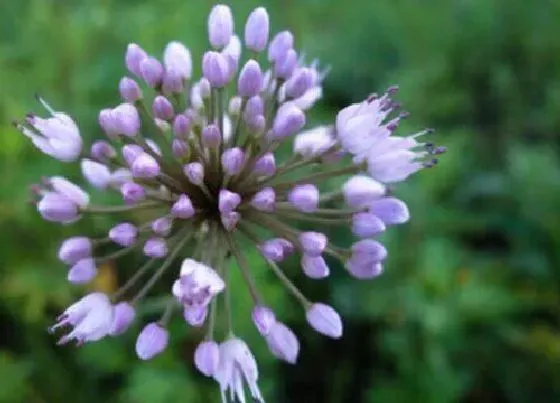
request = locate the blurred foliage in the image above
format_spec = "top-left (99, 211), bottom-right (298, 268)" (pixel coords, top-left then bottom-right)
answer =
top-left (1, 0), bottom-right (560, 402)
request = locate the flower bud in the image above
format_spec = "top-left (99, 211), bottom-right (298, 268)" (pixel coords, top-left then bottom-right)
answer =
top-left (172, 114), bottom-right (192, 138)
top-left (98, 109), bottom-right (119, 138)
top-left (161, 69), bottom-right (184, 94)
top-left (306, 303), bottom-right (343, 339)
top-left (202, 51), bottom-right (230, 88)
top-left (285, 68), bottom-right (315, 99)
top-left (131, 153), bottom-right (161, 178)
top-left (109, 302), bottom-right (136, 336)
top-left (245, 7), bottom-right (269, 52)
top-left (194, 341), bottom-right (220, 377)
top-left (140, 57), bottom-right (164, 88)
top-left (135, 323), bottom-right (169, 360)
top-left (342, 176), bottom-right (386, 209)
top-left (288, 184), bottom-right (319, 213)
top-left (252, 305), bottom-right (276, 335)
top-left (183, 162), bottom-right (204, 185)
top-left (221, 211), bottom-right (240, 231)
top-left (125, 43), bottom-right (148, 77)
top-left (109, 222), bottom-right (138, 247)
top-left (265, 322), bottom-right (299, 364)
top-left (163, 41), bottom-right (192, 80)
top-left (91, 140), bottom-right (116, 161)
top-left (172, 138), bottom-right (189, 158)
top-left (152, 216), bottom-right (172, 236)
top-left (352, 212), bottom-right (386, 238)
top-left (301, 255), bottom-right (330, 279)
top-left (120, 182), bottom-right (146, 204)
top-left (171, 194), bottom-right (195, 219)
top-left (38, 192), bottom-right (79, 223)
top-left (144, 237), bottom-right (168, 258)
top-left (368, 198), bottom-right (410, 225)
top-left (122, 144), bottom-right (144, 166)
top-left (268, 31), bottom-right (294, 62)
top-left (238, 60), bottom-right (263, 98)
top-left (272, 103), bottom-right (305, 139)
top-left (68, 258), bottom-right (97, 284)
top-left (208, 4), bottom-right (233, 49)
top-left (152, 96), bottom-right (174, 120)
top-left (221, 147), bottom-right (246, 176)
top-left (119, 77), bottom-right (142, 102)
top-left (250, 187), bottom-right (275, 212)
top-left (218, 189), bottom-right (241, 214)
top-left (81, 159), bottom-right (112, 189)
top-left (298, 232), bottom-right (327, 256)
top-left (202, 124), bottom-right (222, 148)
top-left (184, 305), bottom-right (209, 327)
top-left (294, 126), bottom-right (335, 158)
top-left (253, 152), bottom-right (276, 176)
top-left (259, 238), bottom-right (293, 262)
top-left (58, 237), bottom-right (92, 265)
top-left (113, 103), bottom-right (140, 137)
top-left (274, 48), bottom-right (297, 79)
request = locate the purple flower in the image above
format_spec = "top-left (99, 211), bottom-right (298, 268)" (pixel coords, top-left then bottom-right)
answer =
top-left (22, 5), bottom-right (443, 394)
top-left (194, 341), bottom-right (220, 377)
top-left (306, 303), bottom-right (343, 339)
top-left (298, 232), bottom-right (328, 256)
top-left (140, 57), bottom-right (164, 88)
top-left (202, 51), bottom-right (230, 88)
top-left (68, 258), bottom-right (97, 284)
top-left (288, 184), bottom-right (319, 213)
top-left (152, 96), bottom-right (174, 120)
top-left (58, 237), bottom-right (92, 265)
top-left (125, 43), bottom-right (148, 77)
top-left (343, 175), bottom-right (386, 209)
top-left (301, 255), bottom-right (330, 279)
top-left (221, 148), bottom-right (246, 176)
top-left (352, 212), bottom-right (386, 238)
top-left (144, 238), bottom-right (168, 258)
top-left (50, 292), bottom-right (114, 345)
top-left (109, 222), bottom-right (138, 247)
top-left (265, 322), bottom-right (299, 364)
top-left (252, 305), bottom-right (276, 335)
top-left (245, 7), bottom-right (269, 52)
top-left (135, 323), bottom-right (169, 360)
top-left (109, 302), bottom-right (136, 336)
top-left (250, 187), bottom-right (275, 212)
top-left (271, 103), bottom-right (305, 139)
top-left (208, 5), bottom-right (233, 49)
top-left (119, 77), bottom-right (142, 102)
top-left (171, 194), bottom-right (195, 219)
top-left (238, 60), bottom-right (263, 98)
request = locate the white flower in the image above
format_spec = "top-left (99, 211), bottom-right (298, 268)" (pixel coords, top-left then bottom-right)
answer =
top-left (293, 126), bottom-right (335, 158)
top-left (21, 99), bottom-right (82, 162)
top-left (214, 338), bottom-right (264, 403)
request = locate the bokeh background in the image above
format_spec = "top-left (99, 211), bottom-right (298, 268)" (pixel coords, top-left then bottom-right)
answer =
top-left (1, 0), bottom-right (560, 402)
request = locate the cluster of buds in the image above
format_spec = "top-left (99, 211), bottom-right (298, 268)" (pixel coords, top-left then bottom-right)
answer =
top-left (15, 4), bottom-right (444, 402)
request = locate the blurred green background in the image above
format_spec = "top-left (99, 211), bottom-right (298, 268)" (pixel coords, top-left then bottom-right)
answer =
top-left (1, 0), bottom-right (560, 402)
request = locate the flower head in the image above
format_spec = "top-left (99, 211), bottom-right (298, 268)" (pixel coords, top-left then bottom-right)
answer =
top-left (21, 4), bottom-right (444, 400)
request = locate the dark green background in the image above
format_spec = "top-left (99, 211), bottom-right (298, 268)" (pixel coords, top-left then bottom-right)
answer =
top-left (1, 0), bottom-right (559, 402)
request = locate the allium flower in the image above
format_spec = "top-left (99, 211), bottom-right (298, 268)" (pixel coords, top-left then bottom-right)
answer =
top-left (16, 4), bottom-right (444, 401)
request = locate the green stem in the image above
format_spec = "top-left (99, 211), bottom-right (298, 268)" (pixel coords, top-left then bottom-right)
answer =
top-left (224, 231), bottom-right (261, 304)
top-left (112, 258), bottom-right (157, 301)
top-left (84, 202), bottom-right (159, 214)
top-left (271, 164), bottom-right (362, 190)
top-left (131, 228), bottom-right (194, 304)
